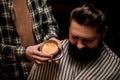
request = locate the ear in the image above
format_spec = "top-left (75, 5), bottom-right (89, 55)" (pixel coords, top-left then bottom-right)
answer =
top-left (102, 26), bottom-right (108, 39)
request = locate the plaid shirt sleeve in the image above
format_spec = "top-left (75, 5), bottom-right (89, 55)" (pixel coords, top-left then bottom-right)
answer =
top-left (0, 1), bottom-right (30, 63)
top-left (0, 1), bottom-right (29, 79)
top-left (42, 0), bottom-right (59, 41)
top-left (0, 44), bottom-right (30, 62)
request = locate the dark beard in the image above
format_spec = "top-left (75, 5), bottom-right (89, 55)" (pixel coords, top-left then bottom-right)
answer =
top-left (68, 41), bottom-right (102, 63)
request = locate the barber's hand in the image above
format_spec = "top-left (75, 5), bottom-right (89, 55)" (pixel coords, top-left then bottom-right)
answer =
top-left (25, 43), bottom-right (53, 65)
top-left (49, 38), bottom-right (62, 63)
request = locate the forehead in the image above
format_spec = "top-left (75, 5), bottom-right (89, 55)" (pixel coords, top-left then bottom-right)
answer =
top-left (70, 20), bottom-right (97, 37)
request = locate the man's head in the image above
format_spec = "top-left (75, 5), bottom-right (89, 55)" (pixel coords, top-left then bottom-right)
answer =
top-left (68, 4), bottom-right (108, 62)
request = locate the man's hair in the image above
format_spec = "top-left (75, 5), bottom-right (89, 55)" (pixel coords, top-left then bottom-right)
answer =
top-left (70, 4), bottom-right (107, 34)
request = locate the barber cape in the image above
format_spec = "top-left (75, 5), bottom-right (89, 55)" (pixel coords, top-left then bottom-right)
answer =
top-left (27, 39), bottom-right (120, 80)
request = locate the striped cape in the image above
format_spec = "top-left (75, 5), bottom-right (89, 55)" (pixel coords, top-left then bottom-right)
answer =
top-left (28, 39), bottom-right (120, 80)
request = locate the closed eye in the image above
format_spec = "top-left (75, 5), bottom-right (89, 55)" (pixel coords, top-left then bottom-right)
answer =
top-left (83, 38), bottom-right (95, 43)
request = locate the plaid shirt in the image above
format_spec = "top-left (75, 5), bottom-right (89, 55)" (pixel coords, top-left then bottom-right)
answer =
top-left (0, 0), bottom-right (59, 80)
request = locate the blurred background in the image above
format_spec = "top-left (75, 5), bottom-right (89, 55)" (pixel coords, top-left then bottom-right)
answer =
top-left (50, 0), bottom-right (120, 57)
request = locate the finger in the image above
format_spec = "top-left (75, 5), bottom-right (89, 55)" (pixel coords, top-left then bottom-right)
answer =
top-left (33, 50), bottom-right (53, 58)
top-left (35, 60), bottom-right (42, 65)
top-left (32, 55), bottom-right (51, 61)
top-left (39, 52), bottom-right (53, 58)
top-left (57, 42), bottom-right (62, 50)
top-left (36, 42), bottom-right (44, 51)
top-left (48, 59), bottom-right (52, 62)
top-left (51, 38), bottom-right (62, 50)
top-left (37, 42), bottom-right (44, 47)
top-left (55, 60), bottom-right (59, 64)
top-left (35, 60), bottom-right (47, 65)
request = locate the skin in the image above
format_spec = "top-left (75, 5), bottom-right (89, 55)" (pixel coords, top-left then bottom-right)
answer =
top-left (69, 20), bottom-right (105, 50)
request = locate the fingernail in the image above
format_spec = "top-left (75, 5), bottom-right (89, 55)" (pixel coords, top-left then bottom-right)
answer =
top-left (48, 60), bottom-right (52, 62)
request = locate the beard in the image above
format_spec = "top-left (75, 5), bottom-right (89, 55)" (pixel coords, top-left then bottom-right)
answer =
top-left (68, 41), bottom-right (102, 63)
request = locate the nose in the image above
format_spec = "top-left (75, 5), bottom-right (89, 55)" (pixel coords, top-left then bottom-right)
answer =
top-left (76, 40), bottom-right (85, 49)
